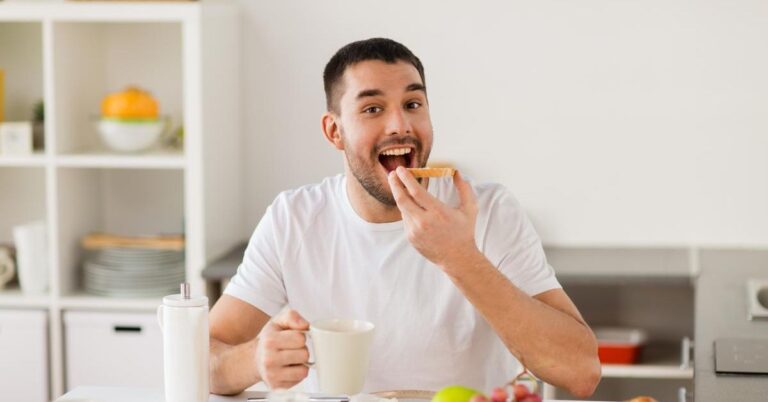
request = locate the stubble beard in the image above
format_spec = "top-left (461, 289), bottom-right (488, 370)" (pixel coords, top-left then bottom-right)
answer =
top-left (346, 148), bottom-right (399, 207)
top-left (342, 129), bottom-right (430, 208)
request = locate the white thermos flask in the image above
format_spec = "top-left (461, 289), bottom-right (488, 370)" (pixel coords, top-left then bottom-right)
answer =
top-left (157, 283), bottom-right (210, 402)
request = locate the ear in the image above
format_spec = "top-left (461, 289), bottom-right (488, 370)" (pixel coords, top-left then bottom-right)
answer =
top-left (321, 112), bottom-right (344, 150)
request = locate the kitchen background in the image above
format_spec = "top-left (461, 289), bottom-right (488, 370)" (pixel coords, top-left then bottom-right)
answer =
top-left (0, 0), bottom-right (766, 402)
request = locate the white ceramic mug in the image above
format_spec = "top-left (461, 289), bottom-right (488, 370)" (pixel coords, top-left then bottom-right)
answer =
top-left (12, 221), bottom-right (48, 294)
top-left (306, 318), bottom-right (375, 395)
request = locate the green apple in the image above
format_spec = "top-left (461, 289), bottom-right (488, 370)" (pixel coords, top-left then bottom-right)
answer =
top-left (432, 386), bottom-right (484, 402)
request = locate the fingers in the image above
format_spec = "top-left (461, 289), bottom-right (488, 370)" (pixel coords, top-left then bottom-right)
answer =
top-left (454, 170), bottom-right (477, 214)
top-left (262, 329), bottom-right (307, 350)
top-left (271, 308), bottom-right (309, 331)
top-left (264, 347), bottom-right (310, 367)
top-left (258, 316), bottom-right (311, 390)
top-left (394, 166), bottom-right (440, 210)
top-left (279, 347), bottom-right (310, 366)
top-left (261, 363), bottom-right (309, 390)
top-left (388, 170), bottom-right (425, 216)
top-left (279, 364), bottom-right (310, 385)
top-left (260, 346), bottom-right (309, 368)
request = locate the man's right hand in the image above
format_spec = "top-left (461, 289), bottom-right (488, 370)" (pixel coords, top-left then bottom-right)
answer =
top-left (255, 308), bottom-right (311, 389)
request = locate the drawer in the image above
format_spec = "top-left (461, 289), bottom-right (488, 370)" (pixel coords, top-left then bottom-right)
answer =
top-left (64, 310), bottom-right (163, 390)
top-left (0, 309), bottom-right (49, 402)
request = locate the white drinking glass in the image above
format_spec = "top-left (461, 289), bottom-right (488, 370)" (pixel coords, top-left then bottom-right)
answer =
top-left (12, 221), bottom-right (48, 294)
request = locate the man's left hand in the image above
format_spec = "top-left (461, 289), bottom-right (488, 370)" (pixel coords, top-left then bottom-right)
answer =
top-left (388, 166), bottom-right (480, 270)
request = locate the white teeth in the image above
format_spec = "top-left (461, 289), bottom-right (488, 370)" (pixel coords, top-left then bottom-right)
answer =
top-left (380, 147), bottom-right (412, 156)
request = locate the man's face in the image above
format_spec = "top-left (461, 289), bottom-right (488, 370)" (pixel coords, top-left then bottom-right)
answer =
top-left (334, 60), bottom-right (433, 206)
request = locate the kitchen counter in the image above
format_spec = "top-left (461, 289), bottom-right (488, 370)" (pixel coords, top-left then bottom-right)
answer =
top-left (695, 250), bottom-right (768, 401)
top-left (55, 386), bottom-right (600, 402)
top-left (202, 242), bottom-right (247, 303)
top-left (56, 386), bottom-right (247, 402)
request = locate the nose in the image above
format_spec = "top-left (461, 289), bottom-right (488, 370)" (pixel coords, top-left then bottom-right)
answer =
top-left (386, 108), bottom-right (412, 136)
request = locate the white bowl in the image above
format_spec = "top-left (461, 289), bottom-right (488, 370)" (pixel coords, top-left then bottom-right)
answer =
top-left (97, 119), bottom-right (165, 152)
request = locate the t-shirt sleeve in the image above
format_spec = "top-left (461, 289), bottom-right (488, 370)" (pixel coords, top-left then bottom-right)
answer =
top-left (223, 202), bottom-right (287, 317)
top-left (483, 186), bottom-right (561, 296)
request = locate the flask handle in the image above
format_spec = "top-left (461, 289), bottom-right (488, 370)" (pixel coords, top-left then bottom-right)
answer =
top-left (157, 305), bottom-right (164, 332)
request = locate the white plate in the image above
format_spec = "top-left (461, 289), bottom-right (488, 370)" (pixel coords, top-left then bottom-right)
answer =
top-left (84, 287), bottom-right (176, 298)
top-left (84, 274), bottom-right (183, 286)
top-left (84, 273), bottom-right (184, 286)
top-left (84, 262), bottom-right (184, 274)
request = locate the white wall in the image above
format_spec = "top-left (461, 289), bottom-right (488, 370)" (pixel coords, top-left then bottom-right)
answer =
top-left (238, 0), bottom-right (768, 247)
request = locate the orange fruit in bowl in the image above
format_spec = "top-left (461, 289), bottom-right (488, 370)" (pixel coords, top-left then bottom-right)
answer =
top-left (101, 86), bottom-right (159, 120)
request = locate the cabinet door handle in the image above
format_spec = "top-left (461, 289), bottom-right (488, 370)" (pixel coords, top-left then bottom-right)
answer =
top-left (680, 337), bottom-right (692, 368)
top-left (113, 325), bottom-right (142, 333)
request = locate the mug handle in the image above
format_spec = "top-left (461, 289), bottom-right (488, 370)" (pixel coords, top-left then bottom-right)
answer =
top-left (300, 330), bottom-right (315, 367)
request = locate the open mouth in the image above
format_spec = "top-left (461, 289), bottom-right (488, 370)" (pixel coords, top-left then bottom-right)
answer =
top-left (378, 147), bottom-right (414, 173)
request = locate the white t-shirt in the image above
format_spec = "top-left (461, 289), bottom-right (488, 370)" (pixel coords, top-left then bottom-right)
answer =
top-left (225, 174), bottom-right (560, 393)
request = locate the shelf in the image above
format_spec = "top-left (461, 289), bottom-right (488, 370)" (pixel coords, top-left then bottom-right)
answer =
top-left (545, 246), bottom-right (695, 278)
top-left (56, 168), bottom-right (185, 295)
top-left (52, 21), bottom-right (183, 156)
top-left (59, 292), bottom-right (162, 312)
top-left (0, 2), bottom-right (242, 398)
top-left (56, 150), bottom-right (184, 169)
top-left (602, 364), bottom-right (693, 379)
top-left (0, 152), bottom-right (47, 167)
top-left (0, 168), bottom-right (47, 245)
top-left (558, 273), bottom-right (693, 286)
top-left (0, 287), bottom-right (50, 309)
top-left (601, 341), bottom-right (693, 379)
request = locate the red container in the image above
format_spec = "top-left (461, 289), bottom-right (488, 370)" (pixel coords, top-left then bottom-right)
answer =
top-left (595, 328), bottom-right (647, 364)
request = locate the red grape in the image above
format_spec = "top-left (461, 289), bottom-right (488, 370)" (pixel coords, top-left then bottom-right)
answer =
top-left (469, 394), bottom-right (489, 402)
top-left (512, 384), bottom-right (530, 400)
top-left (490, 387), bottom-right (508, 402)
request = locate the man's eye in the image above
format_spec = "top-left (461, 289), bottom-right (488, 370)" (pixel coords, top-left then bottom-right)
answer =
top-left (406, 101), bottom-right (422, 109)
top-left (363, 106), bottom-right (382, 114)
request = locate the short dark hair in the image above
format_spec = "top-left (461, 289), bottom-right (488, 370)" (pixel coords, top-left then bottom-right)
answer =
top-left (323, 38), bottom-right (426, 113)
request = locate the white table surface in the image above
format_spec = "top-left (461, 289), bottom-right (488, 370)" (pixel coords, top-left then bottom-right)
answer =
top-left (55, 386), bottom-right (594, 402)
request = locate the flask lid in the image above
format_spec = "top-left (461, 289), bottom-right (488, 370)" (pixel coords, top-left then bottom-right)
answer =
top-left (162, 282), bottom-right (208, 307)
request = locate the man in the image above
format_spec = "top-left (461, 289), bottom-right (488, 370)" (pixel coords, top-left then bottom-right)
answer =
top-left (209, 38), bottom-right (601, 397)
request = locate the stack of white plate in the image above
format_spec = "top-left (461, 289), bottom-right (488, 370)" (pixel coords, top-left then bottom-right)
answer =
top-left (83, 247), bottom-right (184, 298)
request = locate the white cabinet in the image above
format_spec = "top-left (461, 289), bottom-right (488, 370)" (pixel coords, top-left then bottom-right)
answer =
top-left (0, 309), bottom-right (48, 402)
top-left (545, 247), bottom-right (695, 402)
top-left (0, 2), bottom-right (241, 398)
top-left (64, 311), bottom-right (163, 390)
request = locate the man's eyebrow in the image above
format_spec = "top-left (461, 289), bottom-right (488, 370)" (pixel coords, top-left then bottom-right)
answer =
top-left (406, 83), bottom-right (426, 93)
top-left (356, 89), bottom-right (384, 100)
top-left (355, 83), bottom-right (426, 101)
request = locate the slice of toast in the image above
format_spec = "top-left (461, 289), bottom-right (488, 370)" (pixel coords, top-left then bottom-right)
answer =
top-left (406, 167), bottom-right (455, 178)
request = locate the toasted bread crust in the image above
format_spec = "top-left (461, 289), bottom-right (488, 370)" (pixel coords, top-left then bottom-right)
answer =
top-left (406, 167), bottom-right (456, 178)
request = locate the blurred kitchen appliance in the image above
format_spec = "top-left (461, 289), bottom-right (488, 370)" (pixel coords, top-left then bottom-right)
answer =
top-left (715, 338), bottom-right (768, 375)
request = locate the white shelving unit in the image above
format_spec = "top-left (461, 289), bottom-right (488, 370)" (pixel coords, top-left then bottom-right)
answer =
top-left (544, 247), bottom-right (696, 401)
top-left (0, 1), bottom-right (241, 399)
top-left (0, 152), bottom-right (47, 167)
